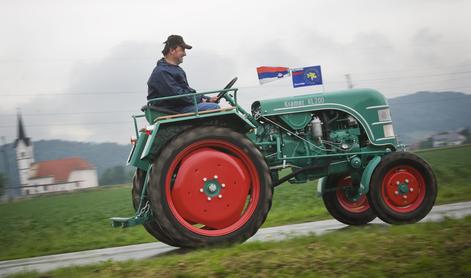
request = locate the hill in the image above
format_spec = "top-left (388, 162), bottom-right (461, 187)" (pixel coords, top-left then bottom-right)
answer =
top-left (388, 91), bottom-right (471, 144)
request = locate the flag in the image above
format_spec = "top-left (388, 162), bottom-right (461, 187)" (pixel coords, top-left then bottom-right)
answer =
top-left (292, 65), bottom-right (323, 88)
top-left (257, 66), bottom-right (290, 84)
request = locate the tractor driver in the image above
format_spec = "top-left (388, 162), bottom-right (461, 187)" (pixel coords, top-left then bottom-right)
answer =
top-left (147, 35), bottom-right (219, 113)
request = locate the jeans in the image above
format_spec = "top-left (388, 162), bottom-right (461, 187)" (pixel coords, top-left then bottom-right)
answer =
top-left (178, 102), bottom-right (220, 113)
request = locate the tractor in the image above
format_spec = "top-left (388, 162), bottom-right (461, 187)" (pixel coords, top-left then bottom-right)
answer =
top-left (111, 77), bottom-right (437, 248)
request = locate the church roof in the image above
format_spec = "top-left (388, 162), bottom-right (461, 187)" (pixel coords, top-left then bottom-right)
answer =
top-left (14, 113), bottom-right (31, 147)
top-left (29, 157), bottom-right (95, 183)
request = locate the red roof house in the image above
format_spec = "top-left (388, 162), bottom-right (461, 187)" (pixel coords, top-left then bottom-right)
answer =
top-left (30, 157), bottom-right (95, 183)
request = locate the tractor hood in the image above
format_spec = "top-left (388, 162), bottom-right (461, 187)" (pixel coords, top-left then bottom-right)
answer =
top-left (251, 88), bottom-right (397, 147)
top-left (251, 88), bottom-right (387, 115)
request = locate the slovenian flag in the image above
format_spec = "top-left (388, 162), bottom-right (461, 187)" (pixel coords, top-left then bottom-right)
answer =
top-left (256, 66), bottom-right (290, 84)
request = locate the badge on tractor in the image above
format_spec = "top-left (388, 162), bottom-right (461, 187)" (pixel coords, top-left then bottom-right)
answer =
top-left (111, 77), bottom-right (437, 248)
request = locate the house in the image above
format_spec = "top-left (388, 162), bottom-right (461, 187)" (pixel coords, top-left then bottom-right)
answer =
top-left (27, 157), bottom-right (98, 195)
top-left (431, 132), bottom-right (466, 148)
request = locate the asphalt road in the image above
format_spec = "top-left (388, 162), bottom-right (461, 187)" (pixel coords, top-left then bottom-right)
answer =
top-left (1, 201), bottom-right (471, 277)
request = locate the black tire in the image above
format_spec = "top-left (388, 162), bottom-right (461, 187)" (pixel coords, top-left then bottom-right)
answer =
top-left (131, 169), bottom-right (179, 246)
top-left (147, 126), bottom-right (273, 248)
top-left (322, 175), bottom-right (376, 225)
top-left (367, 152), bottom-right (437, 224)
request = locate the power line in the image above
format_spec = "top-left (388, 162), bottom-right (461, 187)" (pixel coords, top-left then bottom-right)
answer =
top-left (0, 121), bottom-right (131, 128)
top-left (0, 95), bottom-right (469, 128)
top-left (349, 64), bottom-right (471, 76)
top-left (0, 68), bottom-right (470, 97)
top-left (0, 69), bottom-right (464, 92)
top-left (350, 70), bottom-right (471, 83)
top-left (0, 90), bottom-right (143, 97)
top-left (0, 110), bottom-right (135, 117)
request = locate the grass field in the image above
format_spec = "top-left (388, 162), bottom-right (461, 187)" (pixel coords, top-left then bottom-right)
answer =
top-left (11, 216), bottom-right (471, 278)
top-left (1, 144), bottom-right (470, 260)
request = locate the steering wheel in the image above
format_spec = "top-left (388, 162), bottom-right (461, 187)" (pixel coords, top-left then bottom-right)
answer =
top-left (215, 77), bottom-right (238, 103)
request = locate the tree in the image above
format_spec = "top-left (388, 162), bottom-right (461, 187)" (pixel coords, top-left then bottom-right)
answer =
top-left (459, 127), bottom-right (471, 144)
top-left (99, 165), bottom-right (132, 186)
top-left (0, 173), bottom-right (5, 196)
top-left (418, 137), bottom-right (433, 149)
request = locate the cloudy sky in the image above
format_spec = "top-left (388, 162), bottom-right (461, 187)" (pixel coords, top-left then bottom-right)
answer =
top-left (1, 0), bottom-right (470, 144)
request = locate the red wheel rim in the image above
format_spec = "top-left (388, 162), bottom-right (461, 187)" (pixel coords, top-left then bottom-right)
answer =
top-left (381, 165), bottom-right (426, 213)
top-left (165, 139), bottom-right (260, 236)
top-left (336, 176), bottom-right (370, 213)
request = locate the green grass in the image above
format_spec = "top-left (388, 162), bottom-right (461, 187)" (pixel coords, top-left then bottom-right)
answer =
top-left (416, 144), bottom-right (471, 204)
top-left (0, 186), bottom-right (155, 260)
top-left (1, 144), bottom-right (470, 261)
top-left (11, 216), bottom-right (471, 278)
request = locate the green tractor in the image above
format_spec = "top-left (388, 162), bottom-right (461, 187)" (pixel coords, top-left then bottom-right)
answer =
top-left (112, 77), bottom-right (437, 248)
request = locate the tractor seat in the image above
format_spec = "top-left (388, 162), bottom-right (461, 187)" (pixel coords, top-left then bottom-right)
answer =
top-left (141, 104), bottom-right (179, 115)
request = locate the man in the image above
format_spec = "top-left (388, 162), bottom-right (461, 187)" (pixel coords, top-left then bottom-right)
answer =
top-left (147, 35), bottom-right (219, 113)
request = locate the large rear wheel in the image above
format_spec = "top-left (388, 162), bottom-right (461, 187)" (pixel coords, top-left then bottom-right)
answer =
top-left (367, 152), bottom-right (437, 224)
top-left (131, 169), bottom-right (178, 246)
top-left (322, 175), bottom-right (376, 225)
top-left (148, 126), bottom-right (273, 248)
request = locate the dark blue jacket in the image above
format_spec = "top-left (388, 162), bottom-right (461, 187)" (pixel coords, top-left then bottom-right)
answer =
top-left (147, 58), bottom-right (202, 109)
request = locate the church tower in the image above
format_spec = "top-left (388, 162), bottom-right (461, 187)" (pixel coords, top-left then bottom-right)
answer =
top-left (14, 113), bottom-right (34, 195)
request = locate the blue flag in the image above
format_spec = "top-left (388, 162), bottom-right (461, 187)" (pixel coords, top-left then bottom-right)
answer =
top-left (292, 66), bottom-right (323, 88)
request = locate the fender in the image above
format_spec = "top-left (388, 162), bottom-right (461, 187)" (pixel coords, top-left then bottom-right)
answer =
top-left (316, 177), bottom-right (326, 196)
top-left (360, 156), bottom-right (381, 194)
top-left (316, 155), bottom-right (382, 196)
top-left (140, 109), bottom-right (255, 160)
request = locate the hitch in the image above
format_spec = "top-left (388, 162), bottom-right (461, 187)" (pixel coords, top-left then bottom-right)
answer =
top-left (110, 214), bottom-right (149, 228)
top-left (110, 200), bottom-right (151, 228)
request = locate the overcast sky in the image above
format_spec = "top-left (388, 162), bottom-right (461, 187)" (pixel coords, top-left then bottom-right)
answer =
top-left (1, 0), bottom-right (470, 144)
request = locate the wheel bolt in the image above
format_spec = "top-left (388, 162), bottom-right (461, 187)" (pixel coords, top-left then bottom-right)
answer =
top-left (405, 179), bottom-right (409, 183)
top-left (214, 175), bottom-right (218, 179)
top-left (221, 183), bottom-right (226, 188)
top-left (396, 181), bottom-right (400, 185)
top-left (208, 184), bottom-right (217, 193)
top-left (403, 195), bottom-right (407, 199)
top-left (218, 194), bottom-right (222, 199)
top-left (207, 197), bottom-right (212, 201)
top-left (394, 191), bottom-right (399, 195)
top-left (410, 188), bottom-right (414, 192)
top-left (203, 177), bottom-right (207, 181)
top-left (199, 188), bottom-right (204, 193)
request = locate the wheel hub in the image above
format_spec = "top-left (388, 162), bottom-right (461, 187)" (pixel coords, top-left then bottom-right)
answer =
top-left (398, 183), bottom-right (409, 194)
top-left (202, 179), bottom-right (223, 198)
top-left (170, 148), bottom-right (251, 229)
top-left (208, 183), bottom-right (217, 193)
top-left (336, 177), bottom-right (370, 213)
top-left (384, 169), bottom-right (421, 207)
top-left (344, 187), bottom-right (361, 202)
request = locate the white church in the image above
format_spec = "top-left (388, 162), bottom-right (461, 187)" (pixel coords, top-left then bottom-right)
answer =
top-left (15, 113), bottom-right (99, 195)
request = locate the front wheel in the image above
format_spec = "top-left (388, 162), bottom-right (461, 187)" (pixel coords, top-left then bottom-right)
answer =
top-left (148, 126), bottom-right (273, 248)
top-left (367, 152), bottom-right (437, 224)
top-left (322, 175), bottom-right (376, 225)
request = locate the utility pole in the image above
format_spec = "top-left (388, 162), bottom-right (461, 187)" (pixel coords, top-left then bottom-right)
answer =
top-left (345, 74), bottom-right (354, 89)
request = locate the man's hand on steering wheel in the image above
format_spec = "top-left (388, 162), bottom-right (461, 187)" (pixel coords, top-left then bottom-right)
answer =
top-left (214, 77), bottom-right (238, 103)
top-left (202, 96), bottom-right (219, 103)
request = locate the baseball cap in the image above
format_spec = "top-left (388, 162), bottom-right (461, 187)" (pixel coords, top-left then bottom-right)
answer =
top-left (164, 35), bottom-right (192, 49)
